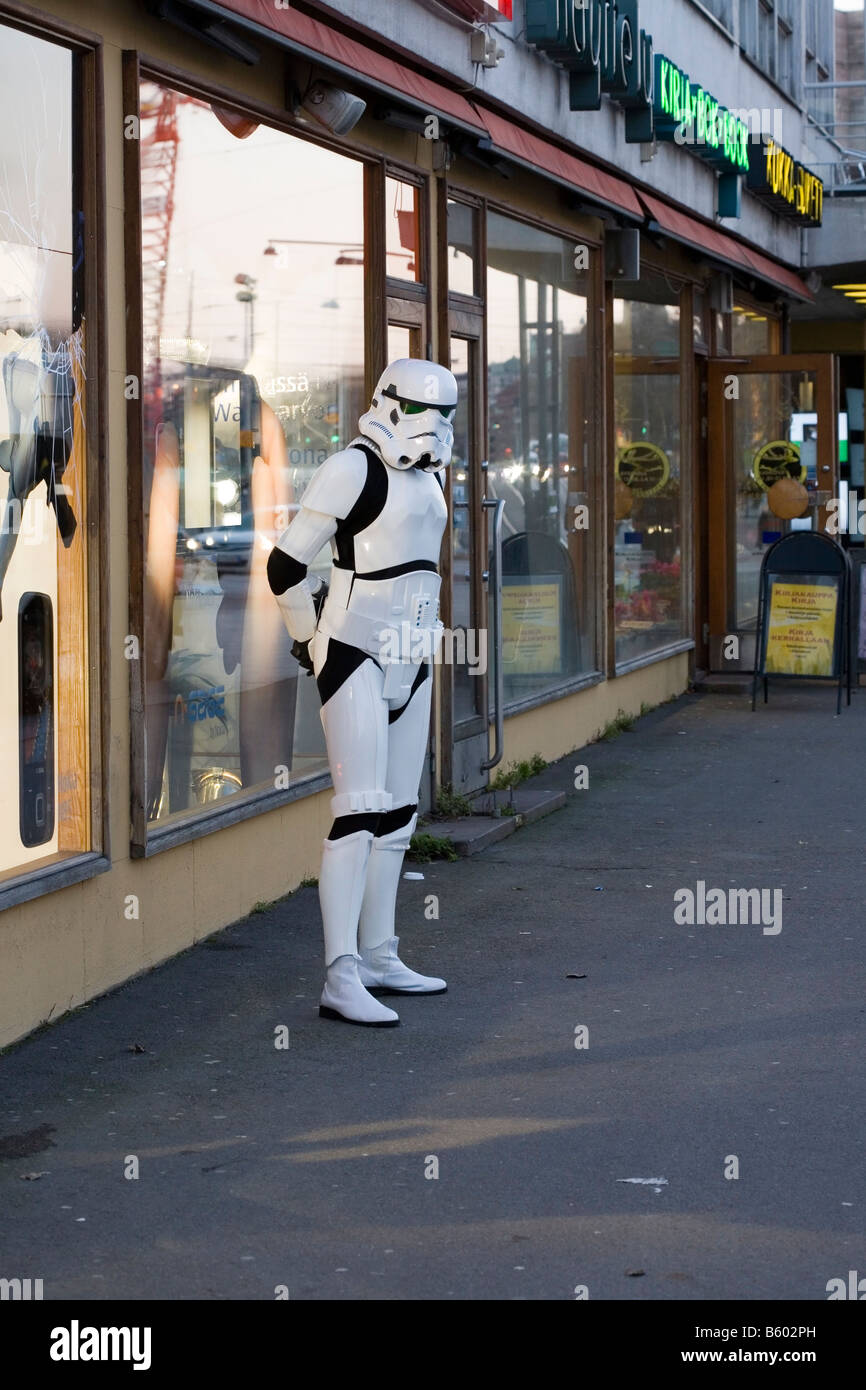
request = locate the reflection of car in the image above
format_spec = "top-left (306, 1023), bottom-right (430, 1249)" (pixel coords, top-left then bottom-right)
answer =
top-left (177, 526), bottom-right (257, 571)
top-left (527, 433), bottom-right (569, 466)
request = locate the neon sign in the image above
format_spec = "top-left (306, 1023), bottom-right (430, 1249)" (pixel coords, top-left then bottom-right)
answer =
top-left (654, 55), bottom-right (749, 175)
top-left (747, 139), bottom-right (823, 227)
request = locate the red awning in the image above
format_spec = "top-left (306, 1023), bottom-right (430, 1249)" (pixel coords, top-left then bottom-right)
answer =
top-left (637, 191), bottom-right (812, 301)
top-left (199, 1), bottom-right (642, 217)
top-left (201, 0), bottom-right (488, 135)
top-left (476, 107), bottom-right (644, 220)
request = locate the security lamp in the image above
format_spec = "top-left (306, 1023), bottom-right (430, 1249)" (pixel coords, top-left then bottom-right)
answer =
top-left (301, 82), bottom-right (366, 136)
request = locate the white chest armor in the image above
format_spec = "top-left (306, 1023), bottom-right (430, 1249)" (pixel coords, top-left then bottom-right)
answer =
top-left (302, 443), bottom-right (448, 666)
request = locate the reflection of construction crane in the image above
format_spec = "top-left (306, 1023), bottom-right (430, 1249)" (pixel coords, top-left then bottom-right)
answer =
top-left (140, 85), bottom-right (179, 359)
top-left (140, 85), bottom-right (179, 441)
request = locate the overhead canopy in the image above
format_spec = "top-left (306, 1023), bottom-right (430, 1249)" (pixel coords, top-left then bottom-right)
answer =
top-left (181, 0), bottom-right (489, 135)
top-left (475, 108), bottom-right (644, 220)
top-left (637, 192), bottom-right (813, 302)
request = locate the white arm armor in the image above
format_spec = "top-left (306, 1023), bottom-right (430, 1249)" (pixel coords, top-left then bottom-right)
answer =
top-left (271, 508), bottom-right (335, 642)
top-left (267, 448), bottom-right (368, 642)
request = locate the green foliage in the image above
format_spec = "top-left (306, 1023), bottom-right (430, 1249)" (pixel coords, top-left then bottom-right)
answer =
top-left (250, 900), bottom-right (274, 915)
top-left (298, 876), bottom-right (318, 889)
top-left (599, 709), bottom-right (636, 741)
top-left (408, 832), bottom-right (458, 863)
top-left (490, 753), bottom-right (547, 789)
top-left (435, 783), bottom-right (474, 818)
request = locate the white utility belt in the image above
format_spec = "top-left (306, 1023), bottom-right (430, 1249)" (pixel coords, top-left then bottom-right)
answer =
top-left (318, 605), bottom-right (444, 663)
top-left (318, 567), bottom-right (443, 663)
top-left (317, 569), bottom-right (443, 704)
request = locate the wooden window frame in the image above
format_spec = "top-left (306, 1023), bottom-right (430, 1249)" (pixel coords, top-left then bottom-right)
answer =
top-left (478, 193), bottom-right (608, 711)
top-left (609, 256), bottom-right (697, 678)
top-left (123, 53), bottom-right (385, 857)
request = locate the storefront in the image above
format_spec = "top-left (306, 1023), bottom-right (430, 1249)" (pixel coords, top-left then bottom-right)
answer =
top-left (0, 0), bottom-right (835, 1044)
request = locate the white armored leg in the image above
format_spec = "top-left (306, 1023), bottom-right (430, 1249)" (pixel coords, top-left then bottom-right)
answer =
top-left (318, 829), bottom-right (399, 1026)
top-left (319, 827), bottom-right (373, 966)
top-left (357, 668), bottom-right (446, 996)
top-left (313, 643), bottom-right (398, 1025)
top-left (357, 812), bottom-right (415, 952)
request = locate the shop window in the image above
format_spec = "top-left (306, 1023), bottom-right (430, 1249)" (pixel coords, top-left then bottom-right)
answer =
top-left (732, 305), bottom-right (771, 354)
top-left (613, 271), bottom-right (686, 666)
top-left (693, 288), bottom-right (709, 349)
top-left (698, 0), bottom-right (734, 32)
top-left (0, 25), bottom-right (93, 885)
top-left (739, 0), bottom-right (758, 60)
top-left (486, 211), bottom-right (598, 705)
top-left (714, 311), bottom-right (732, 355)
top-left (387, 325), bottom-right (413, 360)
top-left (386, 177), bottom-right (421, 282)
top-left (447, 199), bottom-right (477, 297)
top-left (138, 81), bottom-right (365, 833)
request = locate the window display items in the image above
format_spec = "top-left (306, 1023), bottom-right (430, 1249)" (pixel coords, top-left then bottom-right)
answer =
top-left (267, 359), bottom-right (458, 1026)
top-left (0, 346), bottom-right (77, 623)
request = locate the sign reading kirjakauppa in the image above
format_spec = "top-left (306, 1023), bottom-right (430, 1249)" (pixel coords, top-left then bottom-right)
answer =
top-left (764, 580), bottom-right (839, 677)
top-left (526, 0), bottom-right (655, 141)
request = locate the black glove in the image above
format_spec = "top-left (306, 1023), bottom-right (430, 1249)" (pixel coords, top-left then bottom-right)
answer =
top-left (292, 636), bottom-right (315, 677)
top-left (312, 578), bottom-right (329, 618)
top-left (292, 580), bottom-right (329, 676)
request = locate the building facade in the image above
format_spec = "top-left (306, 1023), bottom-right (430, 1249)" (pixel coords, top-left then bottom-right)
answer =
top-left (0, 0), bottom-right (861, 1046)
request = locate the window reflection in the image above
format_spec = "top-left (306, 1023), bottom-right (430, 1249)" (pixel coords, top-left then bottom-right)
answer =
top-left (140, 82), bottom-right (365, 827)
top-left (386, 177), bottom-right (420, 281)
top-left (447, 199), bottom-right (476, 296)
top-left (613, 270), bottom-right (685, 665)
top-left (732, 305), bottom-right (771, 355)
top-left (0, 24), bottom-right (91, 881)
top-left (486, 212), bottom-right (597, 702)
top-left (449, 338), bottom-right (478, 724)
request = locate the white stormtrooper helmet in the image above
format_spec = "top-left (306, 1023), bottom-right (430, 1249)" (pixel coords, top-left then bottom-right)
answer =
top-left (358, 358), bottom-right (458, 471)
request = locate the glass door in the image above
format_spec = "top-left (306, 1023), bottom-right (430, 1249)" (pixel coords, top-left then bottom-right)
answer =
top-left (707, 354), bottom-right (837, 670)
top-left (443, 328), bottom-right (490, 794)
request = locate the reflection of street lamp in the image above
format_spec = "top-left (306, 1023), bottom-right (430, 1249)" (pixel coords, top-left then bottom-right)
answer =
top-left (263, 238), bottom-right (364, 267)
top-left (234, 272), bottom-right (256, 359)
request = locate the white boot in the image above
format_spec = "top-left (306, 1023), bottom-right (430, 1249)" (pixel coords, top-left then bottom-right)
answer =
top-left (358, 935), bottom-right (447, 995)
top-left (320, 954), bottom-right (399, 1026)
top-left (357, 813), bottom-right (446, 995)
top-left (318, 829), bottom-right (399, 1026)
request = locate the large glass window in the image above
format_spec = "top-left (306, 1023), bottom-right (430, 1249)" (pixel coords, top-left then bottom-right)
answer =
top-left (486, 212), bottom-right (598, 704)
top-left (385, 177), bottom-right (421, 282)
top-left (732, 304), bottom-right (772, 355)
top-left (0, 25), bottom-right (92, 884)
top-left (447, 199), bottom-right (478, 297)
top-left (698, 0), bottom-right (734, 31)
top-left (139, 82), bottom-right (365, 831)
top-left (613, 270), bottom-right (687, 666)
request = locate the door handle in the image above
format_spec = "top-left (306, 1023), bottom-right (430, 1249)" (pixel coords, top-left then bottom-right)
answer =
top-left (481, 497), bottom-right (505, 772)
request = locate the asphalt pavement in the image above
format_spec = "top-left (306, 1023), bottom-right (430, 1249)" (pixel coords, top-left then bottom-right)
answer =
top-left (1, 686), bottom-right (863, 1301)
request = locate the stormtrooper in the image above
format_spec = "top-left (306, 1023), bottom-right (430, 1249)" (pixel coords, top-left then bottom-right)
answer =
top-left (267, 359), bottom-right (458, 1027)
